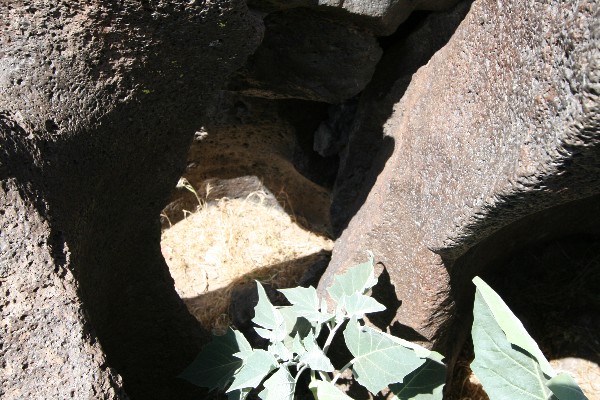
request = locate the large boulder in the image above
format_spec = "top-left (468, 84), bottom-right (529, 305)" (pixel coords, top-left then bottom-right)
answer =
top-left (331, 2), bottom-right (473, 234)
top-left (0, 1), bottom-right (262, 399)
top-left (321, 0), bottom-right (599, 373)
top-left (228, 8), bottom-right (382, 103)
top-left (248, 0), bottom-right (462, 35)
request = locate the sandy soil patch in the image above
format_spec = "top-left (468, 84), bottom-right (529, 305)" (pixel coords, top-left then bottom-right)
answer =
top-left (161, 190), bottom-right (333, 333)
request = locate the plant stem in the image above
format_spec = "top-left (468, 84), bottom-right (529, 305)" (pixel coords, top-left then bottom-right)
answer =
top-left (317, 370), bottom-right (331, 382)
top-left (295, 364), bottom-right (308, 381)
top-left (322, 320), bottom-right (344, 355)
top-left (331, 359), bottom-right (355, 385)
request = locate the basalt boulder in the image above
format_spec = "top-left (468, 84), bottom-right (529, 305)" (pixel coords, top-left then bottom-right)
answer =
top-left (0, 1), bottom-right (262, 399)
top-left (321, 0), bottom-right (599, 375)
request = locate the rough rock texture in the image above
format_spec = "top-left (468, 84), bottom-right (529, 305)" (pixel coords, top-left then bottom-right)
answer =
top-left (1, 179), bottom-right (126, 399)
top-left (228, 8), bottom-right (382, 103)
top-left (162, 93), bottom-right (334, 235)
top-left (0, 1), bottom-right (262, 399)
top-left (331, 2), bottom-right (472, 234)
top-left (248, 0), bottom-right (461, 35)
top-left (320, 0), bottom-right (599, 374)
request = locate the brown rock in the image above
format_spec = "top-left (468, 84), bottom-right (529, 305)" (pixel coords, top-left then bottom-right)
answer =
top-left (163, 93), bottom-right (334, 235)
top-left (321, 0), bottom-right (600, 373)
top-left (0, 1), bottom-right (262, 399)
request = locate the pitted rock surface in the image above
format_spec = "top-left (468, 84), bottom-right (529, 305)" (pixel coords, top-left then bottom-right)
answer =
top-left (163, 93), bottom-right (333, 235)
top-left (331, 2), bottom-right (473, 234)
top-left (321, 0), bottom-right (599, 368)
top-left (0, 1), bottom-right (262, 399)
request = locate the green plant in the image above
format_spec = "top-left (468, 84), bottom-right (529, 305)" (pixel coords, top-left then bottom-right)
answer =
top-left (181, 253), bottom-right (588, 400)
top-left (471, 277), bottom-right (587, 400)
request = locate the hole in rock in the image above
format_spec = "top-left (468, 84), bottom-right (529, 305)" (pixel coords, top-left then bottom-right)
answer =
top-left (159, 94), bottom-right (336, 334)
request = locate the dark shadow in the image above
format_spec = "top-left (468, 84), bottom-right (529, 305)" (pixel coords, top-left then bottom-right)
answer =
top-left (369, 263), bottom-right (402, 331)
top-left (432, 193), bottom-right (600, 390)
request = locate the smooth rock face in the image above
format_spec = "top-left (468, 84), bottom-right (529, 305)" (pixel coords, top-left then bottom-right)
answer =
top-left (321, 0), bottom-right (599, 365)
top-left (0, 1), bottom-right (262, 399)
top-left (248, 0), bottom-right (461, 34)
top-left (228, 8), bottom-right (383, 103)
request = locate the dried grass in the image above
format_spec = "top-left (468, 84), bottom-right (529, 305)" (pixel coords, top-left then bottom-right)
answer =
top-left (161, 189), bottom-right (333, 333)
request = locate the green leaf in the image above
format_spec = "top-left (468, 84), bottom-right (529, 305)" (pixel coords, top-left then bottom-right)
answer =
top-left (327, 252), bottom-right (377, 305)
top-left (179, 328), bottom-right (251, 391)
top-left (268, 341), bottom-right (293, 362)
top-left (343, 318), bottom-right (426, 394)
top-left (258, 367), bottom-right (295, 400)
top-left (343, 292), bottom-right (386, 317)
top-left (473, 277), bottom-right (554, 377)
top-left (227, 388), bottom-right (251, 400)
top-left (292, 334), bottom-right (307, 357)
top-left (389, 358), bottom-right (446, 399)
top-left (299, 331), bottom-right (334, 372)
top-left (279, 286), bottom-right (333, 324)
top-left (281, 307), bottom-right (313, 339)
top-left (376, 331), bottom-right (442, 360)
top-left (227, 349), bottom-right (278, 392)
top-left (547, 373), bottom-right (588, 400)
top-left (471, 284), bottom-right (552, 400)
top-left (309, 379), bottom-right (353, 400)
top-left (253, 282), bottom-right (286, 342)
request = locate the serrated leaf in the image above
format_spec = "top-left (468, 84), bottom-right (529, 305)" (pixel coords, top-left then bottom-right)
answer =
top-left (279, 286), bottom-right (334, 324)
top-left (389, 358), bottom-right (446, 399)
top-left (179, 328), bottom-right (251, 390)
top-left (299, 331), bottom-right (334, 372)
top-left (344, 318), bottom-right (425, 394)
top-left (547, 373), bottom-right (588, 400)
top-left (258, 367), bottom-right (295, 400)
top-left (327, 252), bottom-right (377, 305)
top-left (253, 282), bottom-right (287, 342)
top-left (343, 292), bottom-right (386, 317)
top-left (471, 285), bottom-right (552, 400)
top-left (228, 388), bottom-right (251, 400)
top-left (227, 349), bottom-right (278, 392)
top-left (309, 379), bottom-right (353, 400)
top-left (473, 277), bottom-right (554, 377)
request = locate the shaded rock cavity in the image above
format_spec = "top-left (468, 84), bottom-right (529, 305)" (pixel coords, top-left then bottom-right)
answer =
top-left (228, 8), bottom-right (383, 103)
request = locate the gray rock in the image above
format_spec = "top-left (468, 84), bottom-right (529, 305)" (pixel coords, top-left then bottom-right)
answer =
top-left (321, 0), bottom-right (599, 374)
top-left (0, 1), bottom-right (262, 398)
top-left (228, 8), bottom-right (383, 103)
top-left (248, 0), bottom-right (462, 35)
